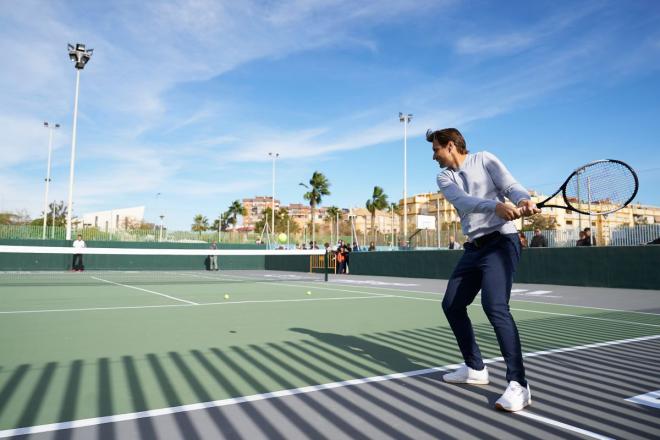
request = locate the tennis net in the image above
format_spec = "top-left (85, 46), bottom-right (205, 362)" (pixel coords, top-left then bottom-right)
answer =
top-left (0, 245), bottom-right (328, 286)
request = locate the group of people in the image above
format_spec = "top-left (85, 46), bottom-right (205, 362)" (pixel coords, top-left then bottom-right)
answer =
top-left (518, 227), bottom-right (595, 248)
top-left (332, 239), bottom-right (360, 274)
top-left (518, 228), bottom-right (548, 248)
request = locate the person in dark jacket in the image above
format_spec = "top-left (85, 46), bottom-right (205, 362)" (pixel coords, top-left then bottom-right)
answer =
top-left (529, 228), bottom-right (547, 247)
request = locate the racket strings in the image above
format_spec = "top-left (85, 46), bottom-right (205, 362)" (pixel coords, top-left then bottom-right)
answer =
top-left (565, 161), bottom-right (636, 214)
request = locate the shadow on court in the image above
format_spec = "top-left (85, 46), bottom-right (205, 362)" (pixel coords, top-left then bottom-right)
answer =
top-left (1, 310), bottom-right (659, 439)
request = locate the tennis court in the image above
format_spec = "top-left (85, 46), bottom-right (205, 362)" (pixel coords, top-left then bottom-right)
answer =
top-left (1, 264), bottom-right (659, 439)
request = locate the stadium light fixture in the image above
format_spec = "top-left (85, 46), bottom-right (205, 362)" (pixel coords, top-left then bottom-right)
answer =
top-left (65, 43), bottom-right (93, 240)
top-left (42, 122), bottom-right (60, 240)
top-left (399, 112), bottom-right (413, 244)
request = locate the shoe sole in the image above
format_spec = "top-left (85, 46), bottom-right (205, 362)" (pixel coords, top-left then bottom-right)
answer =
top-left (443, 378), bottom-right (489, 385)
top-left (495, 399), bottom-right (532, 412)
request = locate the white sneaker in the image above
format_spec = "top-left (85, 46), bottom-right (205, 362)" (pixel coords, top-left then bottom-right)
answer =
top-left (443, 365), bottom-right (489, 384)
top-left (495, 381), bottom-right (532, 412)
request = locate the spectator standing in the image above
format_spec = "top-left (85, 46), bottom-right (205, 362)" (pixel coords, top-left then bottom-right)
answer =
top-left (518, 231), bottom-right (528, 248)
top-left (529, 228), bottom-right (548, 248)
top-left (583, 227), bottom-right (596, 246)
top-left (448, 235), bottom-right (459, 250)
top-left (209, 241), bottom-right (219, 271)
top-left (368, 241), bottom-right (376, 251)
top-left (72, 234), bottom-right (86, 271)
top-left (576, 231), bottom-right (587, 246)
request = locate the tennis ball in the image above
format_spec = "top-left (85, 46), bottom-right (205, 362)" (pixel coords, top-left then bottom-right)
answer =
top-left (224, 294), bottom-right (230, 299)
top-left (278, 233), bottom-right (287, 244)
top-left (306, 291), bottom-right (312, 295)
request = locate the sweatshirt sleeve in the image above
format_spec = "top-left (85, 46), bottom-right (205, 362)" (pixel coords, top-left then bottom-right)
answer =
top-left (437, 172), bottom-right (498, 214)
top-left (482, 151), bottom-right (530, 206)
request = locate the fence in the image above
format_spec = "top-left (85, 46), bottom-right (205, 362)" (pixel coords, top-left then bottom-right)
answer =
top-left (2, 223), bottom-right (657, 247)
top-left (522, 224), bottom-right (660, 247)
top-left (0, 225), bottom-right (258, 243)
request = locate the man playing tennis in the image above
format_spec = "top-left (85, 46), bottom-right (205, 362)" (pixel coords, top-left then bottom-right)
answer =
top-left (427, 128), bottom-right (540, 412)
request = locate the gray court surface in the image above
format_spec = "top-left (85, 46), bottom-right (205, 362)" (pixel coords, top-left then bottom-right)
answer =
top-left (5, 273), bottom-right (660, 439)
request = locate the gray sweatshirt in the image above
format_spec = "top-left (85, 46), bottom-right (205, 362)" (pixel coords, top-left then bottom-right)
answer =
top-left (436, 151), bottom-right (530, 241)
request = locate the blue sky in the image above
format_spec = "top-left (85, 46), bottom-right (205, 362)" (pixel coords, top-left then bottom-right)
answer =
top-left (1, 0), bottom-right (659, 230)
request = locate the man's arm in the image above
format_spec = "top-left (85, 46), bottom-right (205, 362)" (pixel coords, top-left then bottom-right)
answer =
top-left (483, 152), bottom-right (541, 216)
top-left (437, 173), bottom-right (498, 214)
top-left (438, 173), bottom-right (522, 221)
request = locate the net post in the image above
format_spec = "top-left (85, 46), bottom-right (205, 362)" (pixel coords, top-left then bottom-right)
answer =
top-left (324, 249), bottom-right (329, 282)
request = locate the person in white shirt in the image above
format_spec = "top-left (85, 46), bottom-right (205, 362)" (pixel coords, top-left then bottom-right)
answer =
top-left (72, 234), bottom-right (86, 271)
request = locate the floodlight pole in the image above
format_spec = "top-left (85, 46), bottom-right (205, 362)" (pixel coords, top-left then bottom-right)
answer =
top-left (159, 215), bottom-right (165, 242)
top-left (65, 43), bottom-right (93, 240)
top-left (269, 152), bottom-right (279, 245)
top-left (399, 113), bottom-right (413, 245)
top-left (42, 122), bottom-right (59, 239)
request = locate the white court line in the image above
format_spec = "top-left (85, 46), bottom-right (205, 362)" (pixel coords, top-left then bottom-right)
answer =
top-left (206, 271), bottom-right (660, 317)
top-left (90, 276), bottom-right (199, 305)
top-left (625, 390), bottom-right (660, 409)
top-left (2, 333), bottom-right (657, 439)
top-left (507, 299), bottom-right (660, 316)
top-left (0, 295), bottom-right (393, 315)
top-left (515, 411), bottom-right (615, 440)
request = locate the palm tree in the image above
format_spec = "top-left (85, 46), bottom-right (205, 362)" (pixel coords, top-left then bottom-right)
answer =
top-left (192, 214), bottom-right (209, 235)
top-left (299, 171), bottom-right (331, 243)
top-left (227, 200), bottom-right (247, 229)
top-left (325, 206), bottom-right (342, 243)
top-left (366, 186), bottom-right (388, 242)
top-left (212, 211), bottom-right (231, 232)
top-left (388, 202), bottom-right (402, 246)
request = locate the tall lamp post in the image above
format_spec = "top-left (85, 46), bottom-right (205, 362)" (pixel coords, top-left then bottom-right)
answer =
top-left (399, 112), bottom-right (413, 245)
top-left (65, 43), bottom-right (93, 240)
top-left (159, 215), bottom-right (165, 242)
top-left (268, 152), bottom-right (279, 246)
top-left (42, 122), bottom-right (59, 239)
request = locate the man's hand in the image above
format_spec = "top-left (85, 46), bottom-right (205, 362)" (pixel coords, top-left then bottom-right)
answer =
top-left (495, 202), bottom-right (522, 221)
top-left (517, 199), bottom-right (541, 216)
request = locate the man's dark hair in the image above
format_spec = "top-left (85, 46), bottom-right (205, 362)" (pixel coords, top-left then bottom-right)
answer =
top-left (426, 128), bottom-right (468, 154)
top-left (584, 227), bottom-right (591, 232)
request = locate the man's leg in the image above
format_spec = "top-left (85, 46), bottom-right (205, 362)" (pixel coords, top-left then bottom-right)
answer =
top-left (442, 248), bottom-right (484, 370)
top-left (479, 235), bottom-right (525, 385)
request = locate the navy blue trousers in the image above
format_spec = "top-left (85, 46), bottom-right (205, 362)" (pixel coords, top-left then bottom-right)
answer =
top-left (442, 233), bottom-right (526, 385)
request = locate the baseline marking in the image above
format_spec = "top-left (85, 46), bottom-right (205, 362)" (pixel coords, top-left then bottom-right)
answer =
top-left (515, 411), bottom-right (615, 440)
top-left (90, 276), bottom-right (199, 305)
top-left (625, 390), bottom-right (660, 409)
top-left (1, 334), bottom-right (658, 439)
top-left (0, 295), bottom-right (393, 314)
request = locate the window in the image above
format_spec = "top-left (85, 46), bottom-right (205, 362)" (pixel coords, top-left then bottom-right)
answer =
top-left (566, 220), bottom-right (573, 225)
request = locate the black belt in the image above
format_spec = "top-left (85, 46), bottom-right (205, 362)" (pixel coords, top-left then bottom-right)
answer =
top-left (472, 231), bottom-right (501, 248)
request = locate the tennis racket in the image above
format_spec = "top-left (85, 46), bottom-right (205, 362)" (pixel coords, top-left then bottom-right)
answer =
top-left (536, 159), bottom-right (638, 215)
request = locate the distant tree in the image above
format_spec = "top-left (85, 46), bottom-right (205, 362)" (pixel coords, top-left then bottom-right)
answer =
top-left (212, 211), bottom-right (232, 232)
top-left (0, 212), bottom-right (17, 225)
top-left (300, 171), bottom-right (331, 243)
top-left (366, 186), bottom-right (389, 241)
top-left (191, 214), bottom-right (209, 234)
top-left (255, 207), bottom-right (300, 235)
top-left (325, 206), bottom-right (342, 240)
top-left (387, 202), bottom-right (402, 244)
top-left (227, 200), bottom-right (247, 229)
top-left (30, 201), bottom-right (67, 227)
top-left (523, 214), bottom-right (557, 231)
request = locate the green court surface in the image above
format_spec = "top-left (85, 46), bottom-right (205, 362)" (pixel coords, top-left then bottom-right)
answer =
top-left (1, 270), bottom-right (659, 434)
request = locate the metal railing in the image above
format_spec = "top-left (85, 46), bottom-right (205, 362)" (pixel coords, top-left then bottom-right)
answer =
top-left (1, 224), bottom-right (657, 247)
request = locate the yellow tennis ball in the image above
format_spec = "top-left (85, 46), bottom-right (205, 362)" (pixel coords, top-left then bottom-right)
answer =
top-left (306, 291), bottom-right (312, 295)
top-left (224, 294), bottom-right (230, 299)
